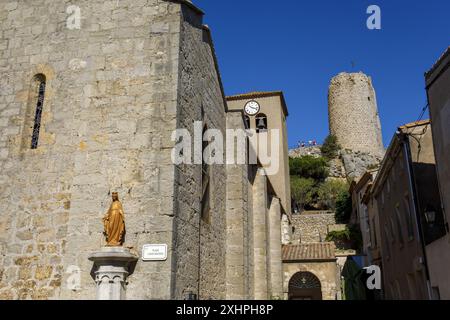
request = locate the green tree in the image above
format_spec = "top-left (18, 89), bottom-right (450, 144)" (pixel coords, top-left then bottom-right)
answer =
top-left (325, 225), bottom-right (362, 251)
top-left (321, 135), bottom-right (340, 160)
top-left (317, 179), bottom-right (348, 210)
top-left (335, 190), bottom-right (353, 223)
top-left (290, 176), bottom-right (315, 212)
top-left (289, 156), bottom-right (329, 181)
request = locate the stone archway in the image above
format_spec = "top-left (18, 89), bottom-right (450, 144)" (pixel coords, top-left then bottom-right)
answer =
top-left (288, 271), bottom-right (322, 300)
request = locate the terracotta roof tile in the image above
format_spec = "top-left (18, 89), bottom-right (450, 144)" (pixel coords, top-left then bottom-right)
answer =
top-left (282, 243), bottom-right (336, 262)
top-left (226, 91), bottom-right (283, 100)
top-left (398, 119), bottom-right (430, 131)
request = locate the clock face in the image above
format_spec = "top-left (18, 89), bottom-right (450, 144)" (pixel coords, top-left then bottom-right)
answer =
top-left (244, 100), bottom-right (260, 116)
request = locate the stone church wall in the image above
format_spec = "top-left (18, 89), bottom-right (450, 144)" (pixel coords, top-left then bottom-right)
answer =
top-left (0, 0), bottom-right (183, 300)
top-left (225, 112), bottom-right (253, 299)
top-left (171, 5), bottom-right (227, 300)
top-left (0, 0), bottom-right (253, 301)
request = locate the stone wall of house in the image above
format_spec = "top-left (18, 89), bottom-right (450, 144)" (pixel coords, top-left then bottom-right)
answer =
top-left (328, 72), bottom-right (384, 158)
top-left (426, 48), bottom-right (450, 300)
top-left (171, 5), bottom-right (227, 300)
top-left (291, 212), bottom-right (336, 244)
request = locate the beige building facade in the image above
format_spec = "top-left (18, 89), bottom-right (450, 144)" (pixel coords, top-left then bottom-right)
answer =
top-left (227, 92), bottom-right (291, 217)
top-left (369, 120), bottom-right (446, 300)
top-left (350, 170), bottom-right (381, 268)
top-left (361, 173), bottom-right (383, 272)
top-left (225, 91), bottom-right (293, 299)
top-left (282, 243), bottom-right (338, 300)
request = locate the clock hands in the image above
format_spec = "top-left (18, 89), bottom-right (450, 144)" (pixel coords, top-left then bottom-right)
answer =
top-left (244, 101), bottom-right (260, 115)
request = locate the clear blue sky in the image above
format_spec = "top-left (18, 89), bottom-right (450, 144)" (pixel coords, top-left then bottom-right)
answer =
top-left (195, 0), bottom-right (450, 148)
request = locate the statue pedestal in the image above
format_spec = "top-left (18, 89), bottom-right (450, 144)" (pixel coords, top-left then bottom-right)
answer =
top-left (88, 247), bottom-right (138, 300)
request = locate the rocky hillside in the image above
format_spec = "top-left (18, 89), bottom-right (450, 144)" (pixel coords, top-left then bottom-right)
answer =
top-left (289, 145), bottom-right (382, 182)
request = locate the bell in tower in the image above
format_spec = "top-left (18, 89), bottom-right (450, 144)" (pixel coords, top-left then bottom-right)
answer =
top-left (256, 114), bottom-right (268, 132)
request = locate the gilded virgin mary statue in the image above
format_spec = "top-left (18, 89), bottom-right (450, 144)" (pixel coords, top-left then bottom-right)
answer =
top-left (103, 192), bottom-right (125, 247)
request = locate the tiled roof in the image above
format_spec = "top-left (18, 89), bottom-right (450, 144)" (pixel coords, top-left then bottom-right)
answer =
top-left (226, 91), bottom-right (283, 101)
top-left (398, 119), bottom-right (430, 131)
top-left (282, 243), bottom-right (336, 262)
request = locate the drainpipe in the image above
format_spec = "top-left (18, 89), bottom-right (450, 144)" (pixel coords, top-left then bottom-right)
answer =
top-left (402, 133), bottom-right (433, 300)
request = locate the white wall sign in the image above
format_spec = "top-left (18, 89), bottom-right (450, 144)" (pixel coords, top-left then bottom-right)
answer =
top-left (142, 244), bottom-right (168, 261)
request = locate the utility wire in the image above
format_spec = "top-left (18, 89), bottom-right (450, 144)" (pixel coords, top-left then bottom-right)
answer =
top-left (406, 102), bottom-right (429, 136)
top-left (403, 102), bottom-right (430, 162)
top-left (415, 103), bottom-right (429, 124)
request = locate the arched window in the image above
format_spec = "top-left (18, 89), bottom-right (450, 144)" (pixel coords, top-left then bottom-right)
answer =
top-left (288, 271), bottom-right (322, 300)
top-left (289, 272), bottom-right (321, 289)
top-left (201, 124), bottom-right (210, 222)
top-left (255, 113), bottom-right (268, 133)
top-left (30, 74), bottom-right (46, 149)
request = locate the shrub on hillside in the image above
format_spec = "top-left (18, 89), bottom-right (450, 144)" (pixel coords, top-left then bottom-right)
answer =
top-left (335, 189), bottom-right (352, 223)
top-left (289, 156), bottom-right (329, 181)
top-left (321, 135), bottom-right (340, 160)
top-left (317, 179), bottom-right (349, 210)
top-left (326, 224), bottom-right (362, 251)
top-left (290, 176), bottom-right (316, 213)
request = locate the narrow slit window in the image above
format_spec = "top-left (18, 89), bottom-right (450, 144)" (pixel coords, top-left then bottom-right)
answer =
top-left (201, 125), bottom-right (211, 222)
top-left (31, 76), bottom-right (46, 149)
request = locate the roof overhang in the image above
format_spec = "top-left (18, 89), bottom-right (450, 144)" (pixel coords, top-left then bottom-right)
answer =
top-left (425, 46), bottom-right (450, 89)
top-left (168, 0), bottom-right (204, 15)
top-left (226, 91), bottom-right (289, 117)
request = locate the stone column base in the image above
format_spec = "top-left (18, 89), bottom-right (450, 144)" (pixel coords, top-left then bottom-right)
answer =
top-left (88, 247), bottom-right (138, 300)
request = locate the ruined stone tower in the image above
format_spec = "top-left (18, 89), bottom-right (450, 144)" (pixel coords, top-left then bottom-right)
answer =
top-left (328, 72), bottom-right (384, 157)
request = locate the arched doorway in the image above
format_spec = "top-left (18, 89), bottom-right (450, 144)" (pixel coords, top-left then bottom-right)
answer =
top-left (288, 272), bottom-right (322, 300)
